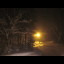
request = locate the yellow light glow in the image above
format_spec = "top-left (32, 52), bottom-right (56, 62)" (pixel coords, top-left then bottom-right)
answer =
top-left (34, 33), bottom-right (41, 38)
top-left (33, 41), bottom-right (44, 47)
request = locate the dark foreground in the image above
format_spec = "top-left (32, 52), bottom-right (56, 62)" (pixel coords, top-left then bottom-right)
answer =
top-left (2, 41), bottom-right (64, 56)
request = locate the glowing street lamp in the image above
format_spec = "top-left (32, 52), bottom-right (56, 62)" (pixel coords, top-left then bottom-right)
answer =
top-left (33, 32), bottom-right (46, 47)
top-left (34, 33), bottom-right (41, 38)
top-left (33, 32), bottom-right (41, 47)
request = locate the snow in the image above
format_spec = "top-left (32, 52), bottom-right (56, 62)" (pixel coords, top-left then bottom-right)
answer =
top-left (6, 52), bottom-right (41, 56)
top-left (5, 41), bottom-right (64, 56)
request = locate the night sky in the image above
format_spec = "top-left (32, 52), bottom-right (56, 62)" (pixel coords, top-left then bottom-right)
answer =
top-left (0, 8), bottom-right (63, 33)
top-left (0, 8), bottom-right (62, 21)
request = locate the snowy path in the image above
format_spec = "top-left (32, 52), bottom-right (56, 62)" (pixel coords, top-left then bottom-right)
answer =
top-left (5, 41), bottom-right (64, 56)
top-left (6, 51), bottom-right (41, 56)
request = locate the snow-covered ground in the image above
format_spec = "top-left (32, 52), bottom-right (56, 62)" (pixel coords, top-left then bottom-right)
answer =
top-left (6, 51), bottom-right (41, 56)
top-left (5, 41), bottom-right (64, 56)
top-left (38, 41), bottom-right (64, 56)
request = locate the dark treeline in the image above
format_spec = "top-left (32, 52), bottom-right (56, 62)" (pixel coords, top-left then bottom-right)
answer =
top-left (0, 8), bottom-right (35, 55)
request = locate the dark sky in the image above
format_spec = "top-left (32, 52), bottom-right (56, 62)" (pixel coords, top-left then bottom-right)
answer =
top-left (32, 8), bottom-right (62, 31)
top-left (0, 8), bottom-right (62, 20)
top-left (0, 8), bottom-right (63, 31)
top-left (0, 8), bottom-right (62, 24)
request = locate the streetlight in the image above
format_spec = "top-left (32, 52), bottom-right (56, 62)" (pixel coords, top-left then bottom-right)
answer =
top-left (34, 32), bottom-right (41, 46)
top-left (34, 32), bottom-right (41, 43)
top-left (33, 32), bottom-right (46, 47)
top-left (34, 32), bottom-right (41, 38)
